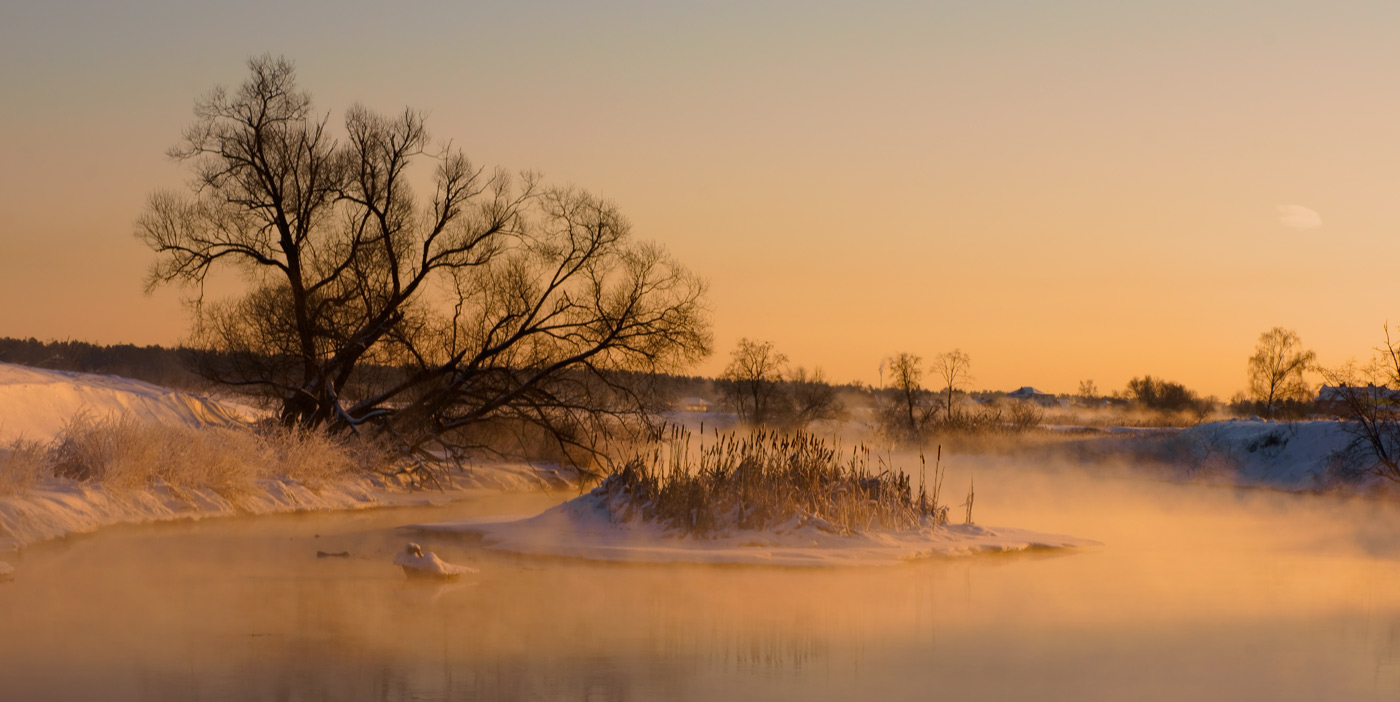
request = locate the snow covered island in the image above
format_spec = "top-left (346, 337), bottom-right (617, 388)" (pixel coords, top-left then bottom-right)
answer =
top-left (413, 497), bottom-right (1098, 568)
top-left (412, 433), bottom-right (1099, 567)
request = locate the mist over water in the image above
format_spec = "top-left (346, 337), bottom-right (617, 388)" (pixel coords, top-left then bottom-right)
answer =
top-left (5, 459), bottom-right (1400, 701)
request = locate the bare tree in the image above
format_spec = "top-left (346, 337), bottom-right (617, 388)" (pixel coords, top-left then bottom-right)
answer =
top-left (1319, 327), bottom-right (1400, 481)
top-left (137, 56), bottom-right (711, 464)
top-left (787, 366), bottom-right (844, 427)
top-left (1126, 375), bottom-right (1209, 415)
top-left (1078, 379), bottom-right (1097, 401)
top-left (1247, 327), bottom-right (1316, 418)
top-left (884, 352), bottom-right (935, 442)
top-left (934, 349), bottom-right (972, 418)
top-left (719, 338), bottom-right (788, 425)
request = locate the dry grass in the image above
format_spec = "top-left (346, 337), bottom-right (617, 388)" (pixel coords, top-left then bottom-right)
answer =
top-left (0, 439), bottom-right (49, 497)
top-left (261, 426), bottom-right (377, 486)
top-left (598, 428), bottom-right (950, 537)
top-left (41, 414), bottom-right (378, 497)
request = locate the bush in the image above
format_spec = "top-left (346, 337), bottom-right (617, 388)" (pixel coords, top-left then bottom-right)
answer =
top-left (48, 414), bottom-right (373, 497)
top-left (0, 439), bottom-right (49, 497)
top-left (873, 392), bottom-right (938, 444)
top-left (261, 425), bottom-right (376, 486)
top-left (876, 397), bottom-right (1044, 446)
top-left (1125, 375), bottom-right (1212, 416)
top-left (1005, 400), bottom-right (1045, 431)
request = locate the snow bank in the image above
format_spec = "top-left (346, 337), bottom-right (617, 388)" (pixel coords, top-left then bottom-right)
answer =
top-left (0, 362), bottom-right (255, 443)
top-left (0, 478), bottom-right (390, 546)
top-left (0, 362), bottom-right (577, 550)
top-left (0, 466), bottom-right (571, 551)
top-left (410, 492), bottom-right (1099, 567)
top-left (1165, 420), bottom-right (1360, 489)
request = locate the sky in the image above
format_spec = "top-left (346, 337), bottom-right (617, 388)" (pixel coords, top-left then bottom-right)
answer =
top-left (3, 0), bottom-right (1400, 398)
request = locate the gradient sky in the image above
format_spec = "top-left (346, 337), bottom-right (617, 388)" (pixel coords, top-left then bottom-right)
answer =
top-left (3, 0), bottom-right (1400, 398)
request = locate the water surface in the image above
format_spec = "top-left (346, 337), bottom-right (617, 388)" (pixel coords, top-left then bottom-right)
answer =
top-left (4, 461), bottom-right (1400, 701)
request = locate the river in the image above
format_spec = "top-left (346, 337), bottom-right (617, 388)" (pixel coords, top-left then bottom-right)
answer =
top-left (4, 460), bottom-right (1400, 701)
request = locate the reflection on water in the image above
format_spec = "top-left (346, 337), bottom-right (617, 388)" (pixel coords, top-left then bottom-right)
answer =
top-left (6, 464), bottom-right (1400, 700)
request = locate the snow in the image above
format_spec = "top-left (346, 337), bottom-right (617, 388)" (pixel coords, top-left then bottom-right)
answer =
top-left (0, 362), bottom-right (255, 443)
top-left (0, 466), bottom-right (568, 550)
top-left (393, 542), bottom-right (478, 578)
top-left (410, 491), bottom-right (1099, 567)
top-left (0, 478), bottom-right (394, 547)
top-left (0, 362), bottom-right (577, 550)
top-left (11, 360), bottom-right (1373, 563)
top-left (1164, 420), bottom-right (1360, 489)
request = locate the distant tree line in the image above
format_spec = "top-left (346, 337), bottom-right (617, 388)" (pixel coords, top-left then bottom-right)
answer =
top-left (0, 337), bottom-right (205, 391)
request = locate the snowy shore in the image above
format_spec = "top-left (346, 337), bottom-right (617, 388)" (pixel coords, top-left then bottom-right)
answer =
top-left (0, 362), bottom-right (572, 550)
top-left (0, 360), bottom-right (1389, 565)
top-left (1147, 419), bottom-right (1375, 491)
top-left (409, 490), bottom-right (1100, 567)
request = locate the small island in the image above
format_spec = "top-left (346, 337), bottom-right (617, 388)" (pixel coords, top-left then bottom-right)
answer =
top-left (415, 431), bottom-right (1098, 567)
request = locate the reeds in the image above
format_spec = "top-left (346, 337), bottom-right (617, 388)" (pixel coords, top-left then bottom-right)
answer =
top-left (596, 427), bottom-right (950, 537)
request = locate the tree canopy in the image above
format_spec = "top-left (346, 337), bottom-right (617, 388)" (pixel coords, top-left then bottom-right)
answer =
top-left (1247, 327), bottom-right (1315, 417)
top-left (137, 56), bottom-right (711, 463)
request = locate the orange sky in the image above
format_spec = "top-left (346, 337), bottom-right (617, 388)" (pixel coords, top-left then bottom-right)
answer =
top-left (3, 1), bottom-right (1400, 398)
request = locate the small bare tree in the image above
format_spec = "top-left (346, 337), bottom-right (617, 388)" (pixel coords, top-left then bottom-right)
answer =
top-left (1320, 327), bottom-right (1400, 481)
top-left (883, 352), bottom-right (936, 442)
top-left (934, 349), bottom-right (972, 418)
top-left (788, 366), bottom-right (844, 427)
top-left (1247, 327), bottom-right (1316, 418)
top-left (1078, 379), bottom-right (1098, 402)
top-left (720, 339), bottom-right (788, 425)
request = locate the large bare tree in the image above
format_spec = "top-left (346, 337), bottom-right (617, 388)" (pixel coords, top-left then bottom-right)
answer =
top-left (137, 56), bottom-right (711, 462)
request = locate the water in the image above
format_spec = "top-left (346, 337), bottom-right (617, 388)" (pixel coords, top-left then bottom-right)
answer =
top-left (5, 462), bottom-right (1400, 701)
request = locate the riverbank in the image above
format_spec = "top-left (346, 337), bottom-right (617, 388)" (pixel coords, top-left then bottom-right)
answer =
top-left (0, 362), bottom-right (577, 551)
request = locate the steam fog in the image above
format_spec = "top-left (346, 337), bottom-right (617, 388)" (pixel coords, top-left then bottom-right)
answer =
top-left (6, 456), bottom-right (1400, 701)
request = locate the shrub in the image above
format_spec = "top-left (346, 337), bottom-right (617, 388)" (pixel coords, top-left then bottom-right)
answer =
top-left (1125, 375), bottom-right (1212, 416)
top-left (261, 425), bottom-right (371, 486)
top-left (1005, 400), bottom-right (1045, 432)
top-left (48, 414), bottom-right (373, 496)
top-left (0, 439), bottom-right (49, 496)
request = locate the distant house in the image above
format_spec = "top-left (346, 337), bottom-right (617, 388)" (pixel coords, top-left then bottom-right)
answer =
top-left (1006, 386), bottom-right (1058, 407)
top-left (670, 396), bottom-right (713, 413)
top-left (1315, 384), bottom-right (1400, 414)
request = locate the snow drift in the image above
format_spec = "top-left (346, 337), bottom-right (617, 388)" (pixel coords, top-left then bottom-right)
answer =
top-left (1160, 419), bottom-right (1364, 490)
top-left (411, 489), bottom-right (1099, 567)
top-left (0, 362), bottom-right (253, 443)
